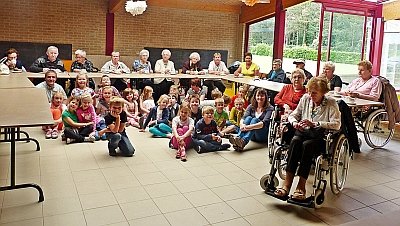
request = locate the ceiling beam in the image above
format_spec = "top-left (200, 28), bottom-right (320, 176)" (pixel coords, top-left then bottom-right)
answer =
top-left (240, 0), bottom-right (309, 23)
top-left (109, 0), bottom-right (125, 13)
top-left (147, 0), bottom-right (241, 13)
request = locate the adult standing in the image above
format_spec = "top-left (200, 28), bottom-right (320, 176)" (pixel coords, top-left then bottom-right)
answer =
top-left (205, 52), bottom-right (228, 99)
top-left (154, 49), bottom-right (175, 102)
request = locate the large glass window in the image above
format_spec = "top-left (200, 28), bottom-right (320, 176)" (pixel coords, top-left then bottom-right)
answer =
top-left (381, 20), bottom-right (400, 88)
top-left (248, 17), bottom-right (275, 73)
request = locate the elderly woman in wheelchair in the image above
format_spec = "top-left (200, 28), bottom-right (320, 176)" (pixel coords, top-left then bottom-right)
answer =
top-left (266, 77), bottom-right (342, 206)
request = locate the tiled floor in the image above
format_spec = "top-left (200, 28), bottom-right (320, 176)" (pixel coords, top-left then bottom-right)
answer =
top-left (1, 127), bottom-right (400, 226)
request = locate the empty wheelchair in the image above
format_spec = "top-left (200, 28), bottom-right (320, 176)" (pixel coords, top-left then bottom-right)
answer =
top-left (260, 129), bottom-right (351, 208)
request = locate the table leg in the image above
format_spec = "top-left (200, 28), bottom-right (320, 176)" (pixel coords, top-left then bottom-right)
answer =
top-left (0, 128), bottom-right (45, 202)
top-left (0, 127), bottom-right (40, 151)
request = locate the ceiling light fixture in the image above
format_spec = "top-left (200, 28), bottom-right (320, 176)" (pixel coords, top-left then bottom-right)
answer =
top-left (125, 0), bottom-right (147, 16)
top-left (241, 0), bottom-right (270, 7)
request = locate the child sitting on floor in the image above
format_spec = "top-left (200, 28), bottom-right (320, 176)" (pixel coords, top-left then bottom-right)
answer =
top-left (43, 91), bottom-right (67, 139)
top-left (170, 104), bottom-right (194, 162)
top-left (220, 97), bottom-right (245, 136)
top-left (213, 98), bottom-right (229, 132)
top-left (105, 97), bottom-right (135, 157)
top-left (139, 95), bottom-right (172, 138)
top-left (62, 97), bottom-right (95, 144)
top-left (192, 106), bottom-right (231, 153)
top-left (122, 88), bottom-right (140, 128)
top-left (185, 78), bottom-right (207, 102)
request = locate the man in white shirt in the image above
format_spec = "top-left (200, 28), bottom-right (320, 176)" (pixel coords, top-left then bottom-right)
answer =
top-left (101, 51), bottom-right (131, 91)
top-left (205, 53), bottom-right (229, 99)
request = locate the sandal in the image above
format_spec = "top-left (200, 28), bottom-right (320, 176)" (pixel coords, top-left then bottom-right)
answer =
top-left (180, 147), bottom-right (187, 162)
top-left (271, 187), bottom-right (289, 201)
top-left (175, 150), bottom-right (181, 159)
top-left (292, 189), bottom-right (306, 201)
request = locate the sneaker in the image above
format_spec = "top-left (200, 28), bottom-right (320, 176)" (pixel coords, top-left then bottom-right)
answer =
top-left (66, 138), bottom-right (75, 144)
top-left (235, 137), bottom-right (246, 151)
top-left (61, 132), bottom-right (66, 141)
top-left (85, 136), bottom-right (95, 143)
top-left (109, 150), bottom-right (117, 156)
top-left (51, 129), bottom-right (58, 139)
top-left (45, 129), bottom-right (52, 139)
top-left (101, 134), bottom-right (107, 140)
top-left (94, 131), bottom-right (100, 141)
top-left (219, 143), bottom-right (231, 150)
top-left (194, 145), bottom-right (202, 154)
top-left (229, 136), bottom-right (238, 147)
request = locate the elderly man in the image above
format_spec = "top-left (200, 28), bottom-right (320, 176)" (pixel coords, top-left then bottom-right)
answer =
top-left (101, 51), bottom-right (130, 91)
top-left (35, 70), bottom-right (67, 102)
top-left (101, 51), bottom-right (130, 74)
top-left (293, 59), bottom-right (312, 82)
top-left (266, 59), bottom-right (286, 83)
top-left (30, 46), bottom-right (66, 73)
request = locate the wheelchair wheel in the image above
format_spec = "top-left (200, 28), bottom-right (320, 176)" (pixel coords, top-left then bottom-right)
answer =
top-left (330, 134), bottom-right (350, 195)
top-left (314, 188), bottom-right (324, 208)
top-left (260, 174), bottom-right (279, 191)
top-left (364, 109), bottom-right (394, 148)
top-left (267, 115), bottom-right (278, 164)
top-left (276, 146), bottom-right (288, 180)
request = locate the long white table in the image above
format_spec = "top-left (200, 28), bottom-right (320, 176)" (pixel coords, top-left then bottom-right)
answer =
top-left (0, 88), bottom-right (53, 202)
top-left (20, 72), bottom-right (285, 93)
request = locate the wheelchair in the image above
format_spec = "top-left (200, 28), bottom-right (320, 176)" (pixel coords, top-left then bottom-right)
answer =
top-left (353, 106), bottom-right (394, 148)
top-left (260, 128), bottom-right (351, 208)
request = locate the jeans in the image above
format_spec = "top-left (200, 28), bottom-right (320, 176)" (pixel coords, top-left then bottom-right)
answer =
top-left (64, 125), bottom-right (93, 142)
top-left (149, 123), bottom-right (172, 137)
top-left (106, 131), bottom-right (135, 157)
top-left (192, 139), bottom-right (222, 152)
top-left (238, 116), bottom-right (269, 144)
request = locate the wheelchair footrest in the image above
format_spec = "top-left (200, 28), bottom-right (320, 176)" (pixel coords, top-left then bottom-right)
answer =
top-left (287, 196), bottom-right (314, 208)
top-left (265, 188), bottom-right (289, 201)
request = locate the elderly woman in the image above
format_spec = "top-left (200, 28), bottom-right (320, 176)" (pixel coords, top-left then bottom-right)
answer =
top-left (154, 49), bottom-right (176, 102)
top-left (181, 52), bottom-right (204, 89)
top-left (133, 49), bottom-right (153, 73)
top-left (322, 61), bottom-right (342, 92)
top-left (273, 77), bottom-right (341, 201)
top-left (71, 49), bottom-right (97, 90)
top-left (101, 51), bottom-right (131, 91)
top-left (229, 88), bottom-right (273, 151)
top-left (342, 60), bottom-right (382, 102)
top-left (234, 52), bottom-right (260, 77)
top-left (71, 49), bottom-right (98, 73)
top-left (274, 68), bottom-right (307, 111)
